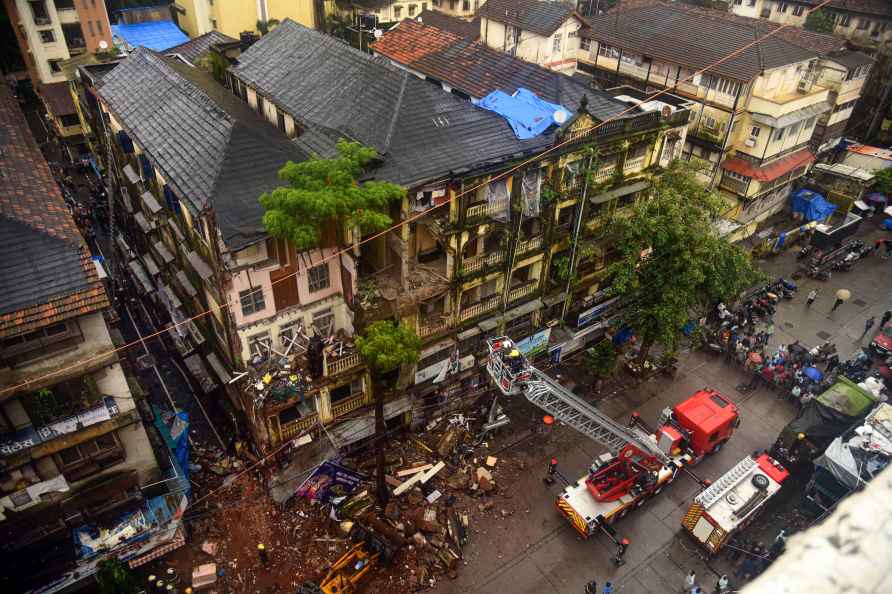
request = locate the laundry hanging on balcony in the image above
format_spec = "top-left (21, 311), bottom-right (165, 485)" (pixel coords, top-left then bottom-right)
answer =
top-left (478, 88), bottom-right (571, 139)
top-left (521, 168), bottom-right (541, 218)
top-left (485, 179), bottom-right (510, 222)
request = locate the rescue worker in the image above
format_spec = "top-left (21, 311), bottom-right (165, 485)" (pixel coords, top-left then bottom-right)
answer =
top-left (507, 349), bottom-right (523, 374)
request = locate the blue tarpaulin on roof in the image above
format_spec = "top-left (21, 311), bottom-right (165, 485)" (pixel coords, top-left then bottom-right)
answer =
top-left (791, 188), bottom-right (837, 221)
top-left (478, 88), bottom-right (572, 139)
top-left (112, 21), bottom-right (189, 52)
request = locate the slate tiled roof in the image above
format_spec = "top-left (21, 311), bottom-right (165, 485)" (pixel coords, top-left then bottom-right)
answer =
top-left (371, 19), bottom-right (629, 117)
top-left (825, 50), bottom-right (875, 69)
top-left (230, 19), bottom-right (562, 188)
top-left (416, 10), bottom-right (480, 40)
top-left (583, 2), bottom-right (824, 82)
top-left (40, 82), bottom-right (77, 117)
top-left (97, 48), bottom-right (309, 250)
top-left (166, 30), bottom-right (238, 64)
top-left (478, 0), bottom-right (579, 37)
top-left (0, 85), bottom-right (108, 338)
top-left (794, 0), bottom-right (892, 18)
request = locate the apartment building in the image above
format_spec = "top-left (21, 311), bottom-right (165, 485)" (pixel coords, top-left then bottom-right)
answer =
top-left (478, 0), bottom-right (584, 72)
top-left (3, 0), bottom-right (113, 154)
top-left (728, 1), bottom-right (892, 47)
top-left (0, 83), bottom-right (175, 593)
top-left (228, 20), bottom-right (687, 430)
top-left (173, 0), bottom-right (319, 38)
top-left (579, 2), bottom-right (868, 229)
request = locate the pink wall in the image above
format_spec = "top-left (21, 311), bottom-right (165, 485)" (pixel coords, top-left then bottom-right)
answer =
top-left (228, 247), bottom-right (343, 328)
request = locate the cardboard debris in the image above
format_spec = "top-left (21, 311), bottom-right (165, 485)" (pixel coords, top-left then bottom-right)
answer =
top-left (426, 489), bottom-right (442, 504)
top-left (486, 456), bottom-right (498, 467)
top-left (385, 474), bottom-right (403, 488)
top-left (192, 563), bottom-right (217, 590)
top-left (393, 461), bottom-right (445, 496)
top-left (200, 540), bottom-right (218, 556)
top-left (397, 463), bottom-right (434, 477)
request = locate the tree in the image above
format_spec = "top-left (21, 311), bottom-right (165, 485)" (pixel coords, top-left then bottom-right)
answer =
top-left (355, 321), bottom-right (421, 502)
top-left (95, 559), bottom-right (139, 594)
top-left (604, 163), bottom-right (763, 364)
top-left (256, 19), bottom-right (281, 35)
top-left (805, 10), bottom-right (836, 33)
top-left (260, 140), bottom-right (405, 251)
top-left (873, 168), bottom-right (892, 196)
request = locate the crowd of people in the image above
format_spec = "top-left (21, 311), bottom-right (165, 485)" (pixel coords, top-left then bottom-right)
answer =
top-left (53, 159), bottom-right (108, 248)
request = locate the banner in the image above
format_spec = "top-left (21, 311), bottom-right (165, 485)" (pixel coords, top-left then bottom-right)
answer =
top-left (516, 328), bottom-right (552, 356)
top-left (297, 461), bottom-right (366, 504)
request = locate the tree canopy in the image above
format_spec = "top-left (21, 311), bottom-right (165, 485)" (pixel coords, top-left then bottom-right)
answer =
top-left (356, 320), bottom-right (421, 375)
top-left (605, 163), bottom-right (763, 361)
top-left (96, 559), bottom-right (140, 594)
top-left (873, 168), bottom-right (892, 196)
top-left (259, 140), bottom-right (406, 251)
top-left (805, 10), bottom-right (836, 33)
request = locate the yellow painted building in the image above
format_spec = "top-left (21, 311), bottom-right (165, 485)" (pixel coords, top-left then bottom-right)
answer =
top-left (174, 0), bottom-right (319, 38)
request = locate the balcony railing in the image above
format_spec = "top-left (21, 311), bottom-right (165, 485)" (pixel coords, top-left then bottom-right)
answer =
top-left (592, 164), bottom-right (617, 183)
top-left (466, 198), bottom-right (508, 220)
top-left (719, 175), bottom-right (749, 196)
top-left (508, 281), bottom-right (538, 303)
top-left (331, 393), bottom-right (366, 418)
top-left (516, 235), bottom-right (543, 255)
top-left (323, 350), bottom-right (362, 377)
top-left (418, 317), bottom-right (453, 338)
top-left (279, 414), bottom-right (318, 441)
top-left (461, 250), bottom-right (504, 274)
top-left (624, 156), bottom-right (646, 174)
top-left (459, 295), bottom-right (501, 321)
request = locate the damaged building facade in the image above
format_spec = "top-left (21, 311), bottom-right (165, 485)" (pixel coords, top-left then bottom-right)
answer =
top-left (0, 83), bottom-right (185, 593)
top-left (226, 20), bottom-right (689, 436)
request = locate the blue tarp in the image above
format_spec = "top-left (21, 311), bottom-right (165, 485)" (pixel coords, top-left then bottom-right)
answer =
top-left (112, 21), bottom-right (189, 52)
top-left (790, 188), bottom-right (837, 222)
top-left (478, 88), bottom-right (572, 139)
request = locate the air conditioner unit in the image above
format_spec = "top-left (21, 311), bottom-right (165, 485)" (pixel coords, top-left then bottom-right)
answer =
top-left (744, 137), bottom-right (757, 147)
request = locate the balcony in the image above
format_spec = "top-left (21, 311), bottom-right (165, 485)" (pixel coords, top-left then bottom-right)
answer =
top-left (719, 175), bottom-right (749, 196)
top-left (516, 235), bottom-right (543, 255)
top-left (461, 249), bottom-right (504, 274)
top-left (418, 316), bottom-right (454, 339)
top-left (623, 156), bottom-right (646, 175)
top-left (466, 198), bottom-right (508, 221)
top-left (592, 164), bottom-right (617, 183)
top-left (331, 393), bottom-right (366, 418)
top-left (749, 86), bottom-right (831, 119)
top-left (323, 349), bottom-right (362, 377)
top-left (459, 294), bottom-right (501, 322)
top-left (279, 413), bottom-right (318, 441)
top-left (508, 281), bottom-right (538, 303)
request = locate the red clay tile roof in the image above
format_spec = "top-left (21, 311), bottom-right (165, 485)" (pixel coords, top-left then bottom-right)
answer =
top-left (0, 84), bottom-right (108, 339)
top-left (722, 147), bottom-right (815, 182)
top-left (39, 82), bottom-right (77, 117)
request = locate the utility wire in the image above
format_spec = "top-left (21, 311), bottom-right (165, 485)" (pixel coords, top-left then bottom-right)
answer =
top-left (0, 0), bottom-right (835, 399)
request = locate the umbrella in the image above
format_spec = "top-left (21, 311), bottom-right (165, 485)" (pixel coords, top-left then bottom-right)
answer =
top-left (803, 367), bottom-right (824, 382)
top-left (836, 289), bottom-right (851, 301)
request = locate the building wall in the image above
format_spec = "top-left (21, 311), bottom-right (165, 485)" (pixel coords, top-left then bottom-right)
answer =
top-left (357, 0), bottom-right (433, 23)
top-left (178, 0), bottom-right (318, 38)
top-left (73, 0), bottom-right (112, 53)
top-left (175, 0), bottom-right (213, 37)
top-left (480, 16), bottom-right (581, 72)
top-left (10, 0), bottom-right (72, 85)
top-left (431, 0), bottom-right (479, 18)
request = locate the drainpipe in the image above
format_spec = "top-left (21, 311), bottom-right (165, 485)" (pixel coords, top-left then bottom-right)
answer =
top-left (560, 151), bottom-right (596, 322)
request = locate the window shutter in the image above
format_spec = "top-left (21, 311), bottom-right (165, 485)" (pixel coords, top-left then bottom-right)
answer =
top-left (270, 265), bottom-right (299, 311)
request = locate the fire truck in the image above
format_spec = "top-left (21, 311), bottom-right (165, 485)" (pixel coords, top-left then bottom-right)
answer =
top-left (682, 453), bottom-right (789, 554)
top-left (486, 336), bottom-right (741, 539)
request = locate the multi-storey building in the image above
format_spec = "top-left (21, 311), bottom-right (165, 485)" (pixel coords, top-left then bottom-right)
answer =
top-left (173, 0), bottom-right (320, 39)
top-left (579, 2), bottom-right (870, 230)
top-left (3, 0), bottom-right (113, 155)
top-left (478, 0), bottom-right (584, 72)
top-left (0, 82), bottom-right (176, 593)
top-left (226, 19), bottom-right (687, 434)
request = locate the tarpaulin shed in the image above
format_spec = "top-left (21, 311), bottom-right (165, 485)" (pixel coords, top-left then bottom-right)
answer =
top-left (478, 88), bottom-right (571, 140)
top-left (780, 377), bottom-right (878, 450)
top-left (790, 188), bottom-right (837, 221)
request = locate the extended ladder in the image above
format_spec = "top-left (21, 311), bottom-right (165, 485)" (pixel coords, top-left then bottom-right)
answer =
top-left (694, 455), bottom-right (757, 508)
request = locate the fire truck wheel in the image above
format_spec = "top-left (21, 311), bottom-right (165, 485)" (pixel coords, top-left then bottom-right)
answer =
top-left (711, 440), bottom-right (727, 454)
top-left (752, 473), bottom-right (770, 490)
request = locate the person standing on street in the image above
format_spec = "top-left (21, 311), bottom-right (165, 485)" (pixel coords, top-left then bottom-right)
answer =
top-left (881, 310), bottom-right (891, 328)
top-left (684, 570), bottom-right (696, 593)
top-left (806, 288), bottom-right (817, 307)
top-left (831, 297), bottom-right (844, 312)
top-left (602, 582), bottom-right (614, 594)
top-left (713, 575), bottom-right (730, 594)
top-left (861, 316), bottom-right (876, 339)
top-left (826, 352), bottom-right (840, 373)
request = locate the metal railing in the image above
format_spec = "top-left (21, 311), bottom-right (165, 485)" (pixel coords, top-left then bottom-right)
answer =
top-left (508, 281), bottom-right (538, 303)
top-left (279, 414), bottom-right (318, 440)
top-left (623, 156), bottom-right (646, 174)
top-left (418, 317), bottom-right (453, 338)
top-left (459, 295), bottom-right (500, 321)
top-left (593, 164), bottom-right (617, 182)
top-left (323, 350), bottom-right (362, 377)
top-left (466, 198), bottom-right (508, 220)
top-left (516, 235), bottom-right (543, 255)
top-left (461, 250), bottom-right (505, 273)
top-left (331, 393), bottom-right (366, 418)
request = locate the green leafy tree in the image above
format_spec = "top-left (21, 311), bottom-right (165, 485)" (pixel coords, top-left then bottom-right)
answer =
top-left (873, 168), bottom-right (892, 196)
top-left (586, 340), bottom-right (617, 380)
top-left (260, 140), bottom-right (405, 251)
top-left (356, 321), bottom-right (421, 502)
top-left (256, 18), bottom-right (281, 35)
top-left (805, 10), bottom-right (836, 33)
top-left (605, 163), bottom-right (762, 364)
top-left (95, 559), bottom-right (139, 594)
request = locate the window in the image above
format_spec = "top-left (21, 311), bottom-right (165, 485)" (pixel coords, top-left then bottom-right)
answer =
top-left (60, 114), bottom-right (80, 127)
top-left (712, 76), bottom-right (740, 97)
top-left (598, 43), bottom-right (619, 59)
top-left (56, 433), bottom-right (124, 481)
top-left (408, 4), bottom-right (416, 16)
top-left (276, 109), bottom-right (286, 133)
top-left (329, 378), bottom-right (363, 404)
top-left (394, 6), bottom-right (402, 18)
top-left (581, 37), bottom-right (591, 51)
top-left (703, 115), bottom-right (718, 130)
top-left (750, 126), bottom-right (761, 138)
top-left (792, 5), bottom-right (804, 16)
top-left (789, 121), bottom-right (802, 136)
top-left (87, 20), bottom-right (94, 36)
top-left (552, 34), bottom-right (561, 52)
top-left (778, 2), bottom-right (788, 13)
top-left (247, 332), bottom-right (272, 358)
top-left (773, 127), bottom-right (785, 141)
top-left (568, 29), bottom-right (578, 38)
top-left (48, 59), bottom-right (62, 73)
top-left (279, 321), bottom-right (307, 351)
top-left (39, 29), bottom-right (55, 43)
top-left (748, 0), bottom-right (755, 5)
top-left (256, 94), bottom-right (265, 115)
top-left (805, 116), bottom-right (817, 129)
top-left (462, 0), bottom-right (470, 10)
top-left (857, 18), bottom-right (870, 30)
top-left (307, 263), bottom-right (330, 293)
top-left (239, 287), bottom-right (266, 316)
top-left (734, 0), bottom-right (742, 4)
top-left (312, 308), bottom-right (334, 337)
top-left (1, 321), bottom-right (80, 363)
top-left (422, 2), bottom-right (428, 9)
top-left (839, 14), bottom-right (851, 27)
top-left (97, 20), bottom-right (103, 34)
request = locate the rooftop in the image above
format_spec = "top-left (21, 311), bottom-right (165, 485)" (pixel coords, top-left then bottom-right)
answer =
top-left (478, 0), bottom-right (579, 37)
top-left (97, 48), bottom-right (310, 250)
top-left (39, 82), bottom-right (77, 117)
top-left (583, 2), bottom-right (834, 82)
top-left (229, 19), bottom-right (556, 187)
top-left (371, 19), bottom-right (628, 117)
top-left (785, 0), bottom-right (892, 18)
top-left (0, 85), bottom-right (108, 338)
top-left (166, 30), bottom-right (238, 64)
top-left (415, 10), bottom-right (480, 40)
top-left (112, 21), bottom-right (190, 52)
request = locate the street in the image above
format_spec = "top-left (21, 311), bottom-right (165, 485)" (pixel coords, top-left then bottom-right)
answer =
top-left (438, 224), bottom-right (891, 594)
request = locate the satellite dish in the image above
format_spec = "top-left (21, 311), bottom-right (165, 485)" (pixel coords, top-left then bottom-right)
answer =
top-left (373, 29), bottom-right (383, 39)
top-left (553, 110), bottom-right (568, 125)
top-left (99, 40), bottom-right (108, 50)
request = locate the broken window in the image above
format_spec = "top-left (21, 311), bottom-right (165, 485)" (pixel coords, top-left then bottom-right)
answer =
top-left (484, 179), bottom-right (509, 222)
top-left (239, 287), bottom-right (266, 315)
top-left (307, 263), bottom-right (330, 293)
top-left (521, 168), bottom-right (541, 217)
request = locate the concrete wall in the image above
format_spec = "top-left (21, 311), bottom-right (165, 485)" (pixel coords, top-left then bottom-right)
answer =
top-left (12, 0), bottom-right (71, 85)
top-left (480, 16), bottom-right (581, 72)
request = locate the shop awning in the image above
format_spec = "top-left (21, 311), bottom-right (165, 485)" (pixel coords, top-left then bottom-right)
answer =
top-left (153, 240), bottom-right (175, 264)
top-left (175, 270), bottom-right (198, 297)
top-left (186, 250), bottom-right (214, 280)
top-left (721, 148), bottom-right (815, 182)
top-left (504, 298), bottom-right (543, 322)
top-left (160, 284), bottom-right (182, 309)
top-left (128, 260), bottom-right (155, 294)
top-left (751, 102), bottom-right (831, 130)
top-left (115, 233), bottom-right (132, 258)
top-left (141, 252), bottom-right (160, 276)
top-left (327, 396), bottom-right (412, 449)
top-left (141, 190), bottom-right (163, 214)
top-left (184, 353), bottom-right (217, 394)
top-left (133, 211), bottom-right (153, 234)
top-left (122, 163), bottom-right (140, 185)
top-left (168, 218), bottom-right (185, 242)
